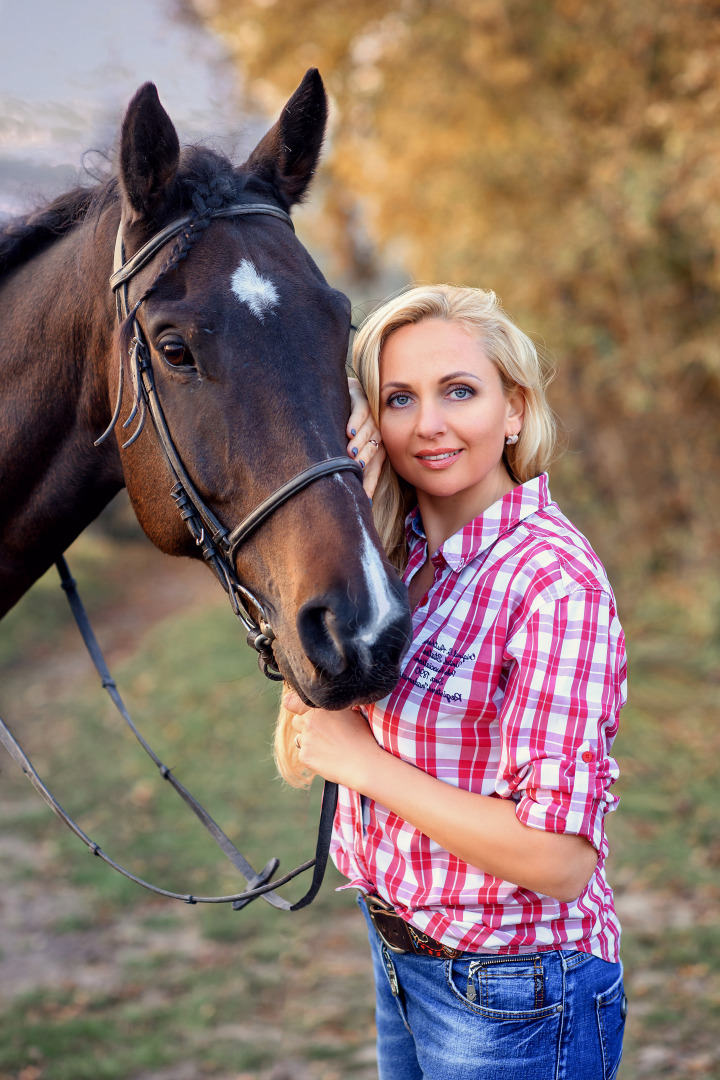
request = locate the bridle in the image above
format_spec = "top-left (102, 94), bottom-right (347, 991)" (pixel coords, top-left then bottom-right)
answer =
top-left (100, 201), bottom-right (363, 680)
top-left (0, 201), bottom-right (364, 912)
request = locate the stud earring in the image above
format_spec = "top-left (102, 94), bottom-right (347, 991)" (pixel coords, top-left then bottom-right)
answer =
top-left (506, 433), bottom-right (519, 445)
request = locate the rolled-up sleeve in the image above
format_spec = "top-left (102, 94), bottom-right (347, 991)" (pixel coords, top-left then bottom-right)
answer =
top-left (496, 589), bottom-right (626, 854)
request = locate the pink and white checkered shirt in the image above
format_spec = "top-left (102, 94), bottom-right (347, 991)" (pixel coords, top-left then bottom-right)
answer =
top-left (332, 474), bottom-right (626, 962)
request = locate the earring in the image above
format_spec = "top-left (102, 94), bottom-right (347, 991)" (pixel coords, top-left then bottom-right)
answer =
top-left (506, 433), bottom-right (519, 445)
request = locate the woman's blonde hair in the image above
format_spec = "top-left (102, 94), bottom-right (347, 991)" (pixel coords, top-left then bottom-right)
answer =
top-left (275, 283), bottom-right (558, 787)
top-left (355, 283), bottom-right (558, 569)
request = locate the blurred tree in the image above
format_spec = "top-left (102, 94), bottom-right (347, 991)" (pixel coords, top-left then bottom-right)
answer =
top-left (199, 0), bottom-right (720, 636)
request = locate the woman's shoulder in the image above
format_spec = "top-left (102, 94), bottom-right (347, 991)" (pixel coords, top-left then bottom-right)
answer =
top-left (496, 499), bottom-right (618, 616)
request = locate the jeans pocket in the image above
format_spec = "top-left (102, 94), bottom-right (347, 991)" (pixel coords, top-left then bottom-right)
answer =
top-left (446, 955), bottom-right (560, 1018)
top-left (596, 969), bottom-right (627, 1080)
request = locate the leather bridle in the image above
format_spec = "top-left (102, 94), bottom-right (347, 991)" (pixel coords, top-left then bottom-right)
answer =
top-left (101, 201), bottom-right (363, 679)
top-left (0, 201), bottom-right (364, 912)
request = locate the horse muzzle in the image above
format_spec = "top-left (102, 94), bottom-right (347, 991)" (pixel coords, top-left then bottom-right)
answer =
top-left (288, 582), bottom-right (412, 708)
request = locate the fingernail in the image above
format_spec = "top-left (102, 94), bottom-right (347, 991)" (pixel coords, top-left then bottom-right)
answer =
top-left (352, 447), bottom-right (358, 456)
top-left (350, 428), bottom-right (357, 437)
top-left (368, 496), bottom-right (373, 505)
top-left (359, 460), bottom-right (365, 469)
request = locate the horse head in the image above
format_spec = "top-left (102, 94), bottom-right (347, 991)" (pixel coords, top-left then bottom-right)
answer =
top-left (111, 72), bottom-right (411, 708)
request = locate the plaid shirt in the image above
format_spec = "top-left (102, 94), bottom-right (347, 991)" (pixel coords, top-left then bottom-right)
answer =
top-left (332, 475), bottom-right (626, 961)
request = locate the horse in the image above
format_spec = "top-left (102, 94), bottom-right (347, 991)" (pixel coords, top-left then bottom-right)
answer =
top-left (0, 70), bottom-right (411, 710)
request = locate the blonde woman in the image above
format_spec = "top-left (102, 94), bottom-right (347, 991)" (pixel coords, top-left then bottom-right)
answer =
top-left (281, 285), bottom-right (627, 1080)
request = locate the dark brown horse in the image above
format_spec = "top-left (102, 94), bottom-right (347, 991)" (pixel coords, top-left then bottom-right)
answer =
top-left (0, 71), bottom-right (410, 709)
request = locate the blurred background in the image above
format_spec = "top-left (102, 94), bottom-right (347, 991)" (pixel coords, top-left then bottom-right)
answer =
top-left (0, 1), bottom-right (718, 1078)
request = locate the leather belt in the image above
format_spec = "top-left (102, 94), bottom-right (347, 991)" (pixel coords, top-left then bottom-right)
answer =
top-left (362, 894), bottom-right (464, 959)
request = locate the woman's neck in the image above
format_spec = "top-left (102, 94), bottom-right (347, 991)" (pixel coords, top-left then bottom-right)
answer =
top-left (416, 466), bottom-right (517, 558)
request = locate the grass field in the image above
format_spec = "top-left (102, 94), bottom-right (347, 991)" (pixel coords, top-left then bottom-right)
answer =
top-left (0, 514), bottom-right (718, 1079)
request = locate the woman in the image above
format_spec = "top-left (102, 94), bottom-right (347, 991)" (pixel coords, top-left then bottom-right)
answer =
top-left (279, 285), bottom-right (627, 1080)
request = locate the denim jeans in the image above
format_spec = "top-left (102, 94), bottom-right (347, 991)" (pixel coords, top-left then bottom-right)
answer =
top-left (359, 898), bottom-right (627, 1080)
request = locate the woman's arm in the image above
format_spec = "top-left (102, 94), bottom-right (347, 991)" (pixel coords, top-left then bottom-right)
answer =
top-left (285, 694), bottom-right (598, 904)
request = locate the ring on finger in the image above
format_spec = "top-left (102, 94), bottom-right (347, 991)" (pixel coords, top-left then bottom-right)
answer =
top-left (368, 439), bottom-right (379, 447)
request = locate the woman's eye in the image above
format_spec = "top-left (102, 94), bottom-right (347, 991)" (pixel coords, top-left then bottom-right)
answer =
top-left (161, 342), bottom-right (193, 367)
top-left (388, 393), bottom-right (411, 408)
top-left (449, 386), bottom-right (473, 400)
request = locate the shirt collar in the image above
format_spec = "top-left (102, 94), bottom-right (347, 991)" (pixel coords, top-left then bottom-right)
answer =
top-left (406, 473), bottom-right (551, 573)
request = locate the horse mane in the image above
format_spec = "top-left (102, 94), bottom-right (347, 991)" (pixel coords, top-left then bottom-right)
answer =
top-left (0, 146), bottom-right (274, 281)
top-left (0, 184), bottom-right (112, 279)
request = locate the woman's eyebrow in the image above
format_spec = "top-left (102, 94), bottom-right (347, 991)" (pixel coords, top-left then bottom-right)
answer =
top-left (381, 371), bottom-right (482, 391)
top-left (439, 370), bottom-right (482, 383)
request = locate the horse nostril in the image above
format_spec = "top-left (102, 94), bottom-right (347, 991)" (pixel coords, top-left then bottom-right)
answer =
top-left (296, 602), bottom-right (348, 678)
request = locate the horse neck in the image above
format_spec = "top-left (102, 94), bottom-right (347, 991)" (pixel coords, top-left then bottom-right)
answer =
top-left (0, 208), bottom-right (124, 614)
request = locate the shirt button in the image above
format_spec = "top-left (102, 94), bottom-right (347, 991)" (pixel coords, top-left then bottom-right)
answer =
top-left (582, 751), bottom-right (594, 763)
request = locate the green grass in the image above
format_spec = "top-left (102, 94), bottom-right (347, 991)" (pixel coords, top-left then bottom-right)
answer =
top-left (1, 526), bottom-right (719, 1078)
top-left (0, 526), bottom-right (374, 1080)
top-left (606, 605), bottom-right (720, 1079)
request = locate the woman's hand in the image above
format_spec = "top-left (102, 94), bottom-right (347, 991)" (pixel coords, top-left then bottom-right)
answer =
top-left (282, 688), bottom-right (382, 790)
top-left (347, 377), bottom-right (385, 499)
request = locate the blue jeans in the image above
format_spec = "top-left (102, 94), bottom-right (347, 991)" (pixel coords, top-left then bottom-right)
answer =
top-left (359, 898), bottom-right (626, 1080)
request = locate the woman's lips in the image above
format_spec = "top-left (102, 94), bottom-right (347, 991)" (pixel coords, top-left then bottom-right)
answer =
top-left (414, 448), bottom-right (463, 470)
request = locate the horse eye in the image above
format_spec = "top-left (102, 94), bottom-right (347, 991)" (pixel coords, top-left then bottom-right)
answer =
top-left (161, 342), bottom-right (193, 367)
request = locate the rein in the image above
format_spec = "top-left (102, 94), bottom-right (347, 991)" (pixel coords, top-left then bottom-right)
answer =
top-left (0, 558), bottom-right (335, 910)
top-left (0, 201), bottom-right (362, 912)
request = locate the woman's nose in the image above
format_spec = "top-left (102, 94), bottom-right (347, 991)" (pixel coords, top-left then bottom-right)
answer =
top-left (414, 398), bottom-right (447, 440)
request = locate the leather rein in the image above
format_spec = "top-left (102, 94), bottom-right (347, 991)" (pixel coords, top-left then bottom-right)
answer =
top-left (0, 202), bottom-right (363, 912)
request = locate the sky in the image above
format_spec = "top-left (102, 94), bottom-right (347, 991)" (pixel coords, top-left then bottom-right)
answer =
top-left (0, 0), bottom-right (262, 214)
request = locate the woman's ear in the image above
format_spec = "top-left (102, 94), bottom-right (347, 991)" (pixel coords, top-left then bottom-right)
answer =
top-left (506, 389), bottom-right (526, 435)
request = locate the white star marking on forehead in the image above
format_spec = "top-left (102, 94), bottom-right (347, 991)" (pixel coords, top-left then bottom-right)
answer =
top-left (230, 259), bottom-right (279, 320)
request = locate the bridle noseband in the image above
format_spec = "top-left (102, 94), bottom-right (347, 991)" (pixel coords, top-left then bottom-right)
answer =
top-left (100, 202), bottom-right (363, 680)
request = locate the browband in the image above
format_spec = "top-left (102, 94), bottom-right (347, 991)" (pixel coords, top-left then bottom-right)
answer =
top-left (110, 203), bottom-right (295, 296)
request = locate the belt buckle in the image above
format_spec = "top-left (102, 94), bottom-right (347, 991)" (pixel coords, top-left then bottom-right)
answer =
top-left (365, 894), bottom-right (412, 954)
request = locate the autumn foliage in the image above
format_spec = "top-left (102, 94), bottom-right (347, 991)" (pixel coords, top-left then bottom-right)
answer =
top-left (204, 0), bottom-right (720, 636)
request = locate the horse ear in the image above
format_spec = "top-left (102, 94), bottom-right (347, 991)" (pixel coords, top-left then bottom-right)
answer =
top-left (244, 68), bottom-right (328, 207)
top-left (119, 83), bottom-right (180, 221)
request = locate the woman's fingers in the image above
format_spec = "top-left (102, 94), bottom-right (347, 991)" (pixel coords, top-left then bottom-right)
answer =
top-left (347, 378), bottom-right (382, 472)
top-left (289, 707), bottom-right (380, 788)
top-left (348, 417), bottom-right (383, 477)
top-left (361, 443), bottom-right (386, 499)
top-left (282, 688), bottom-right (310, 715)
top-left (347, 377), bottom-right (371, 438)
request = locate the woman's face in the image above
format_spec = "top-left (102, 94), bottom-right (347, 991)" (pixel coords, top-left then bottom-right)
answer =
top-left (378, 318), bottom-right (524, 505)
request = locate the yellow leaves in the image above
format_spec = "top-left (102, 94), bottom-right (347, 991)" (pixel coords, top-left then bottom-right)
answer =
top-left (205, 0), bottom-right (720, 606)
